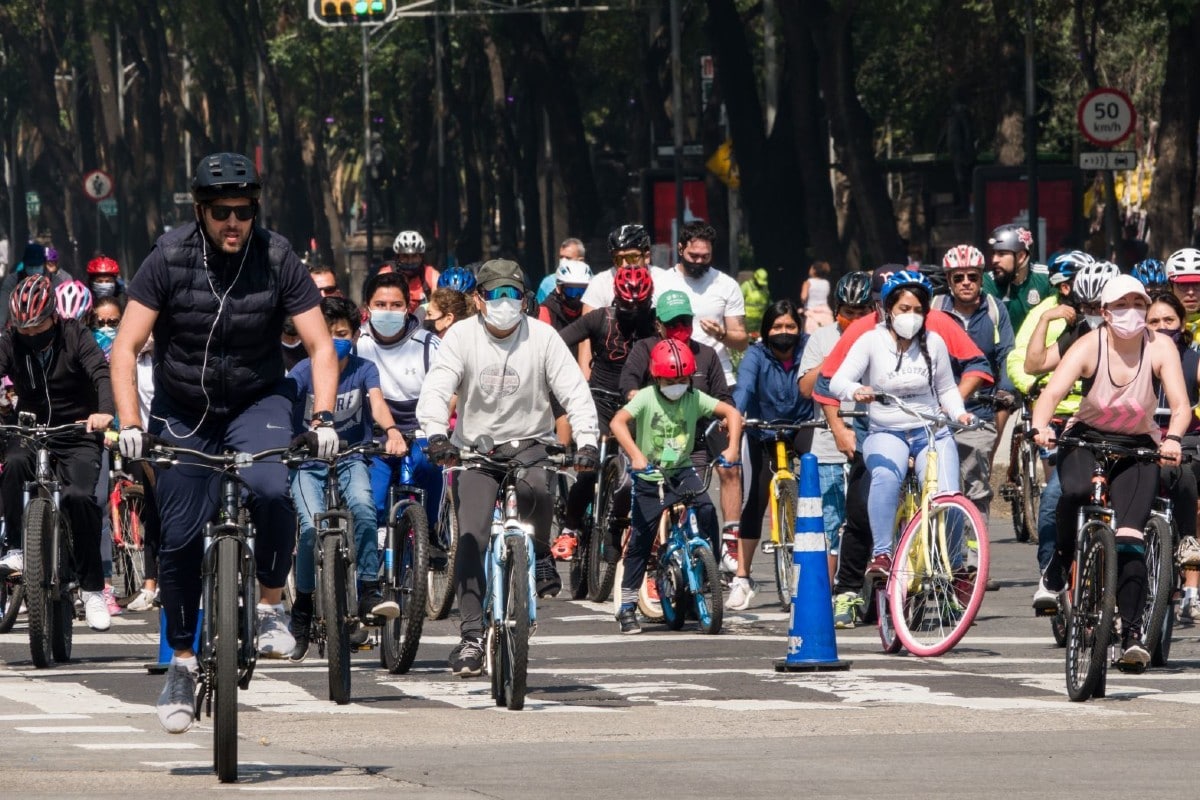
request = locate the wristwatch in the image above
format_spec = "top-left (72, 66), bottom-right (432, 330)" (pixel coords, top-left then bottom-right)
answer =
top-left (310, 410), bottom-right (335, 429)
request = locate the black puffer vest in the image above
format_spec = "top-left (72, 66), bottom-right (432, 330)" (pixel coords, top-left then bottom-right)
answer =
top-left (152, 223), bottom-right (289, 419)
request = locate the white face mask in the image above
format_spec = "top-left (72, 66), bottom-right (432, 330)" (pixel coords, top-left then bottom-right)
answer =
top-left (370, 309), bottom-right (408, 337)
top-left (484, 297), bottom-right (524, 332)
top-left (1084, 314), bottom-right (1104, 330)
top-left (659, 382), bottom-right (689, 401)
top-left (890, 312), bottom-right (924, 340)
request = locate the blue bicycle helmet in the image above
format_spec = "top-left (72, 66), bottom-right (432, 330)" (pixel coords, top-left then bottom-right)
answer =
top-left (880, 269), bottom-right (933, 307)
top-left (1048, 250), bottom-right (1094, 286)
top-left (437, 265), bottom-right (477, 293)
top-left (1131, 258), bottom-right (1168, 291)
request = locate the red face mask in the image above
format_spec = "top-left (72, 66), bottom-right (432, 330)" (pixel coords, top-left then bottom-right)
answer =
top-left (663, 322), bottom-right (691, 343)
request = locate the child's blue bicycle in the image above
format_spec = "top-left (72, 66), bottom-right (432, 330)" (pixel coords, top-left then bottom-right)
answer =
top-left (378, 435), bottom-right (429, 675)
top-left (636, 463), bottom-right (723, 635)
top-left (456, 436), bottom-right (570, 710)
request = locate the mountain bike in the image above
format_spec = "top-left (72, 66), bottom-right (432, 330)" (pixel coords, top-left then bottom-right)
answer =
top-left (108, 449), bottom-right (146, 602)
top-left (583, 387), bottom-right (627, 603)
top-left (427, 466), bottom-right (459, 620)
top-left (1055, 436), bottom-right (1163, 702)
top-left (378, 436), bottom-right (429, 675)
top-left (0, 414), bottom-right (96, 668)
top-left (143, 442), bottom-right (290, 782)
top-left (999, 388), bottom-right (1042, 543)
top-left (1142, 491), bottom-right (1176, 667)
top-left (0, 518), bottom-right (24, 633)
top-left (869, 393), bottom-right (989, 658)
top-left (456, 436), bottom-right (570, 710)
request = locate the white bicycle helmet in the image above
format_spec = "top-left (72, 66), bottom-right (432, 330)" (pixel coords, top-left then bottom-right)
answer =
top-left (942, 244), bottom-right (986, 270)
top-left (555, 259), bottom-right (592, 286)
top-left (392, 230), bottom-right (426, 255)
top-left (1166, 247), bottom-right (1200, 281)
top-left (55, 280), bottom-right (93, 321)
top-left (1072, 260), bottom-right (1120, 305)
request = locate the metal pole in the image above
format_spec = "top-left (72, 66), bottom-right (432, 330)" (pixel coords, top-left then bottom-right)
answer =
top-left (363, 26), bottom-right (374, 271)
top-left (1024, 0), bottom-right (1039, 261)
top-left (670, 0), bottom-right (684, 247)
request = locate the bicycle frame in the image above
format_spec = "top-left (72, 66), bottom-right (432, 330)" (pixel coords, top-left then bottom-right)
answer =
top-left (657, 489), bottom-right (713, 597)
top-left (484, 477), bottom-right (537, 633)
top-left (312, 462), bottom-right (355, 642)
top-left (384, 451), bottom-right (427, 587)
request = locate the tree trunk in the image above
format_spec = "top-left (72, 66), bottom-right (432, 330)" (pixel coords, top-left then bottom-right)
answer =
top-left (1147, 5), bottom-right (1200, 253)
top-left (990, 0), bottom-right (1026, 166)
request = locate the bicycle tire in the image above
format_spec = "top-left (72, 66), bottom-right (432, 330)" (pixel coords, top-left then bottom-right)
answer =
top-left (586, 460), bottom-right (621, 602)
top-left (889, 493), bottom-right (989, 657)
top-left (501, 536), bottom-right (530, 710)
top-left (658, 549), bottom-right (687, 631)
top-left (1065, 521), bottom-right (1117, 702)
top-left (0, 575), bottom-right (22, 633)
top-left (214, 537), bottom-right (240, 783)
top-left (1017, 441), bottom-right (1039, 543)
top-left (568, 516), bottom-right (591, 600)
top-left (112, 486), bottom-right (146, 599)
top-left (874, 582), bottom-right (902, 653)
top-left (381, 504), bottom-right (429, 674)
top-left (1051, 604), bottom-right (1069, 648)
top-left (1152, 592), bottom-right (1176, 667)
top-left (692, 544), bottom-right (723, 635)
top-left (321, 536), bottom-right (351, 705)
top-left (1141, 514), bottom-right (1173, 664)
top-left (24, 498), bottom-right (55, 668)
top-left (426, 482), bottom-right (459, 620)
top-left (50, 513), bottom-right (74, 664)
top-left (773, 478), bottom-right (797, 611)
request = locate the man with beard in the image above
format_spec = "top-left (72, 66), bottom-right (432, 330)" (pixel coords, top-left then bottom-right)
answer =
top-left (982, 224), bottom-right (1049, 331)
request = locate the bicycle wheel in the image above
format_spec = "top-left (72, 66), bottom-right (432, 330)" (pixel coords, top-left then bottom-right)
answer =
top-left (499, 537), bottom-right (530, 710)
top-left (1051, 603), bottom-right (1069, 648)
top-left (773, 477), bottom-right (797, 611)
top-left (214, 537), bottom-right (240, 783)
top-left (1065, 521), bottom-right (1117, 702)
top-left (586, 461), bottom-right (621, 602)
top-left (875, 582), bottom-right (902, 653)
top-left (426, 481), bottom-right (459, 620)
top-left (23, 498), bottom-right (55, 668)
top-left (692, 544), bottom-right (723, 635)
top-left (381, 504), bottom-right (429, 674)
top-left (1018, 442), bottom-right (1040, 544)
top-left (889, 493), bottom-right (989, 657)
top-left (568, 516), bottom-right (591, 600)
top-left (1152, 591), bottom-right (1176, 667)
top-left (0, 574), bottom-right (22, 633)
top-left (321, 535), bottom-right (351, 705)
top-left (112, 484), bottom-right (146, 599)
top-left (1141, 514), bottom-right (1173, 664)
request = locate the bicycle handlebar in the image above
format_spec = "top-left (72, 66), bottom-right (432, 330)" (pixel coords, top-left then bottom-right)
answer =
top-left (1056, 436), bottom-right (1162, 462)
top-left (143, 443), bottom-right (294, 470)
top-left (0, 421), bottom-right (93, 438)
top-left (872, 392), bottom-right (982, 432)
top-left (743, 410), bottom-right (866, 433)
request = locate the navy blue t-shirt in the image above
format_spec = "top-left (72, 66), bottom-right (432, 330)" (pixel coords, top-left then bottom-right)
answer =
top-left (288, 354), bottom-right (380, 445)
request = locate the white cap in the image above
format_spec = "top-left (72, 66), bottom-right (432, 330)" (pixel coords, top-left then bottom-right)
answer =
top-left (1100, 274), bottom-right (1151, 307)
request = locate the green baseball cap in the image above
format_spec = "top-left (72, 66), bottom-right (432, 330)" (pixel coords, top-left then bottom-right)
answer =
top-left (656, 290), bottom-right (693, 322)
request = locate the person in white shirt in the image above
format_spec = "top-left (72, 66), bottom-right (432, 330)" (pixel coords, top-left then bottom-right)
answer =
top-left (581, 224), bottom-right (671, 315)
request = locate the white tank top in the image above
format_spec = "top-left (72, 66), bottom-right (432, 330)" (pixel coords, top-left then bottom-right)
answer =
top-left (805, 278), bottom-right (830, 310)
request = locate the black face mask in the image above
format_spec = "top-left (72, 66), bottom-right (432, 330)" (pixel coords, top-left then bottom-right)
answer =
top-left (18, 327), bottom-right (55, 352)
top-left (1158, 328), bottom-right (1185, 351)
top-left (681, 258), bottom-right (710, 278)
top-left (422, 319), bottom-right (440, 334)
top-left (767, 332), bottom-right (800, 353)
top-left (561, 294), bottom-right (583, 311)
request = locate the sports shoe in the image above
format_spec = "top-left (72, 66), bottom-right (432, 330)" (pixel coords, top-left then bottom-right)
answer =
top-left (256, 604), bottom-right (295, 658)
top-left (448, 635), bottom-right (485, 677)
top-left (832, 591), bottom-right (862, 629)
top-left (1177, 536), bottom-right (1200, 567)
top-left (359, 581), bottom-right (400, 621)
top-left (535, 554), bottom-right (561, 598)
top-left (720, 525), bottom-right (740, 574)
top-left (102, 586), bottom-right (123, 616)
top-left (1032, 577), bottom-right (1060, 611)
top-left (725, 576), bottom-right (758, 611)
top-left (1119, 630), bottom-right (1150, 669)
top-left (616, 605), bottom-right (641, 635)
top-left (125, 587), bottom-right (157, 612)
top-left (953, 569), bottom-right (976, 607)
top-left (81, 590), bottom-right (112, 631)
top-left (1181, 598), bottom-right (1200, 623)
top-left (865, 553), bottom-right (892, 580)
top-left (638, 572), bottom-right (662, 618)
top-left (157, 658), bottom-right (197, 734)
top-left (0, 548), bottom-right (22, 576)
top-left (289, 593), bottom-right (313, 662)
top-left (551, 529), bottom-right (579, 561)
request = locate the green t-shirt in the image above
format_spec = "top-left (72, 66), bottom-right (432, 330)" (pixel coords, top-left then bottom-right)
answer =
top-left (623, 385), bottom-right (719, 474)
top-left (983, 265), bottom-right (1050, 332)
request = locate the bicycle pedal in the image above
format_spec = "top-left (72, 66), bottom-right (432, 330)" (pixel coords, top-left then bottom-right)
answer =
top-left (760, 542), bottom-right (776, 554)
top-left (1115, 660), bottom-right (1147, 675)
top-left (1032, 604), bottom-right (1059, 618)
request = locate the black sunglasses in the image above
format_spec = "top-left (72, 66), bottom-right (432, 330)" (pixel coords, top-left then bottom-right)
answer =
top-left (207, 203), bottom-right (257, 222)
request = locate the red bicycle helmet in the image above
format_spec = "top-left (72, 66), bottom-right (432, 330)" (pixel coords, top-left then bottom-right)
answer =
top-left (9, 275), bottom-right (55, 329)
top-left (87, 255), bottom-right (120, 276)
top-left (649, 338), bottom-right (696, 379)
top-left (55, 280), bottom-right (93, 320)
top-left (613, 264), bottom-right (653, 305)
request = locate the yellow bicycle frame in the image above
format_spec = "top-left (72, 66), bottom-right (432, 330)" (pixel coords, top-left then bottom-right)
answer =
top-left (767, 438), bottom-right (795, 548)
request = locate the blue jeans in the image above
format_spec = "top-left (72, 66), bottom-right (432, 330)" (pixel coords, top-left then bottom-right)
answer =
top-left (1036, 465), bottom-right (1062, 572)
top-left (863, 427), bottom-right (960, 556)
top-left (290, 457), bottom-right (379, 595)
top-left (368, 438), bottom-right (443, 530)
top-left (818, 463), bottom-right (847, 555)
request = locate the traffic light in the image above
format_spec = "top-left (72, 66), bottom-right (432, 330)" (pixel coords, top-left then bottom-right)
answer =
top-left (310, 0), bottom-right (393, 26)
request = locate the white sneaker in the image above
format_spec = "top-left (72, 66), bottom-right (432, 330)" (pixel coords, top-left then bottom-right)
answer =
top-left (157, 659), bottom-right (197, 734)
top-left (0, 549), bottom-right (23, 575)
top-left (725, 577), bottom-right (758, 611)
top-left (81, 590), bottom-right (111, 631)
top-left (1182, 599), bottom-right (1200, 623)
top-left (125, 587), bottom-right (157, 612)
top-left (1177, 536), bottom-right (1200, 567)
top-left (256, 604), bottom-right (295, 658)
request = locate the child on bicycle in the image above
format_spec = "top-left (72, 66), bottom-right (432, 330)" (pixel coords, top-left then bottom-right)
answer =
top-left (609, 338), bottom-right (743, 634)
top-left (286, 296), bottom-right (407, 661)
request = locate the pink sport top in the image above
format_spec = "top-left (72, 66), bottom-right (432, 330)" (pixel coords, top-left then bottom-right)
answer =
top-left (1072, 331), bottom-right (1159, 442)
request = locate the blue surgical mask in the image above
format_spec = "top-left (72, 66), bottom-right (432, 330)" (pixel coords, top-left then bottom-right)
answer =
top-left (91, 281), bottom-right (116, 298)
top-left (370, 309), bottom-right (407, 338)
top-left (333, 337), bottom-right (354, 360)
top-left (24, 265), bottom-right (44, 276)
top-left (93, 326), bottom-right (117, 357)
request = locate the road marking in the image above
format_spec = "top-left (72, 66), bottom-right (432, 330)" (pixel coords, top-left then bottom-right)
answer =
top-left (0, 677), bottom-right (153, 714)
top-left (17, 724), bottom-right (142, 733)
top-left (239, 789), bottom-right (364, 793)
top-left (379, 679), bottom-right (619, 712)
top-left (0, 713), bottom-right (90, 721)
top-left (141, 760), bottom-right (269, 768)
top-left (656, 699), bottom-right (853, 711)
top-left (0, 632), bottom-right (158, 646)
top-left (76, 742), bottom-right (201, 750)
top-left (589, 681), bottom-right (716, 702)
top-left (241, 675), bottom-right (400, 714)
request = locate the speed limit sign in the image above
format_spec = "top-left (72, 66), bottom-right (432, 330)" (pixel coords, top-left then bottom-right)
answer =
top-left (1077, 88), bottom-right (1136, 147)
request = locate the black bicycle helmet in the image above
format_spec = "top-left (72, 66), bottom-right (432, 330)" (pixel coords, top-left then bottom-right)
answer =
top-left (608, 223), bottom-right (651, 253)
top-left (835, 271), bottom-right (873, 307)
top-left (191, 152), bottom-right (262, 202)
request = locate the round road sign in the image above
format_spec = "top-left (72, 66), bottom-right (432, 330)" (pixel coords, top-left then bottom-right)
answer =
top-left (83, 169), bottom-right (114, 202)
top-left (1076, 88), bottom-right (1136, 147)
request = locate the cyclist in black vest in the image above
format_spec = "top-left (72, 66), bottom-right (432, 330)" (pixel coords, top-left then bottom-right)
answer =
top-left (110, 152), bottom-right (339, 734)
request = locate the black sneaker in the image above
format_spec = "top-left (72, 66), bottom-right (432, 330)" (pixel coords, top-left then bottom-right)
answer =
top-left (289, 594), bottom-right (313, 662)
top-left (535, 555), bottom-right (561, 599)
top-left (448, 636), bottom-right (485, 677)
top-left (616, 606), bottom-right (641, 635)
top-left (1119, 627), bottom-right (1150, 671)
top-left (358, 581), bottom-right (400, 622)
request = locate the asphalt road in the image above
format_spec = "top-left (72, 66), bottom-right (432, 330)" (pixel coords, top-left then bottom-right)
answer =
top-left (2, 513), bottom-right (1198, 798)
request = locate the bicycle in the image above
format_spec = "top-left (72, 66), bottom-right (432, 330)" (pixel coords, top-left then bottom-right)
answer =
top-left (868, 393), bottom-right (989, 658)
top-left (108, 448), bottom-right (147, 602)
top-left (427, 466), bottom-right (459, 620)
top-left (455, 436), bottom-right (570, 710)
top-left (0, 517), bottom-right (24, 633)
top-left (998, 388), bottom-right (1042, 544)
top-left (0, 414), bottom-right (96, 668)
top-left (377, 436), bottom-right (429, 675)
top-left (1053, 435), bottom-right (1163, 702)
top-left (141, 441), bottom-right (290, 782)
top-left (582, 387), bottom-right (627, 604)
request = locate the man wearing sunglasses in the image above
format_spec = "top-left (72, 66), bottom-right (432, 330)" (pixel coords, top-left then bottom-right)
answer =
top-left (933, 245), bottom-right (1016, 538)
top-left (982, 223), bottom-right (1049, 331)
top-left (417, 258), bottom-right (599, 678)
top-left (111, 152), bottom-right (338, 734)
